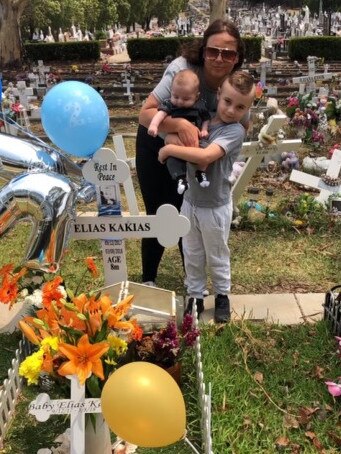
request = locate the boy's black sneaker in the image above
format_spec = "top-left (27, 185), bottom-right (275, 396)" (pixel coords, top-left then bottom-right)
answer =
top-left (177, 177), bottom-right (189, 195)
top-left (214, 294), bottom-right (230, 323)
top-left (195, 170), bottom-right (210, 188)
top-left (184, 297), bottom-right (204, 318)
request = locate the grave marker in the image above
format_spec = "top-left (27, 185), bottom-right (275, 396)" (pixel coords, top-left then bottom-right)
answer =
top-left (290, 149), bottom-right (341, 204)
top-left (293, 56), bottom-right (333, 94)
top-left (232, 115), bottom-right (301, 204)
top-left (29, 375), bottom-right (102, 454)
top-left (72, 146), bottom-right (190, 286)
top-left (33, 60), bottom-right (50, 86)
top-left (12, 81), bottom-right (34, 110)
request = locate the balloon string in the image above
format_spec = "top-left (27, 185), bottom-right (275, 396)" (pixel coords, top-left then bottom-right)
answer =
top-left (184, 436), bottom-right (201, 454)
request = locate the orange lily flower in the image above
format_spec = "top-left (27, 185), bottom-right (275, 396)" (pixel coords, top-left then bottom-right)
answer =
top-left (58, 334), bottom-right (109, 385)
top-left (0, 267), bottom-right (27, 307)
top-left (18, 320), bottom-right (40, 345)
top-left (85, 257), bottom-right (99, 278)
top-left (106, 295), bottom-right (134, 329)
top-left (35, 306), bottom-right (61, 336)
top-left (42, 276), bottom-right (64, 306)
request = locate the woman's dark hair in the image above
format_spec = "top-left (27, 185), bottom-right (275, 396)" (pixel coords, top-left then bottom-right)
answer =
top-left (181, 19), bottom-right (244, 70)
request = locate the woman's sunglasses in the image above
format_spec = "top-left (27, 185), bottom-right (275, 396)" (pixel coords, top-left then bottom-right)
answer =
top-left (204, 46), bottom-right (238, 63)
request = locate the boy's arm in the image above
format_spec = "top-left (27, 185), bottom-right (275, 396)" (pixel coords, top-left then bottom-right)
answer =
top-left (148, 110), bottom-right (168, 137)
top-left (159, 142), bottom-right (224, 168)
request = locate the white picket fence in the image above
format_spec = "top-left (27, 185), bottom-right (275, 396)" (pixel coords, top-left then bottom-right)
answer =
top-left (0, 338), bottom-right (32, 447)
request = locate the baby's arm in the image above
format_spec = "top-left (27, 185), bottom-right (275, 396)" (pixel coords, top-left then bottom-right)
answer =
top-left (148, 110), bottom-right (168, 137)
top-left (199, 120), bottom-right (210, 139)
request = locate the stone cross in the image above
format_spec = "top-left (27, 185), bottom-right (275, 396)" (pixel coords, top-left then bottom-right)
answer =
top-left (290, 149), bottom-right (341, 204)
top-left (121, 72), bottom-right (134, 105)
top-left (12, 81), bottom-right (34, 110)
top-left (232, 115), bottom-right (301, 204)
top-left (29, 375), bottom-right (101, 454)
top-left (259, 59), bottom-right (272, 86)
top-left (35, 60), bottom-right (50, 85)
top-left (73, 146), bottom-right (190, 286)
top-left (292, 56), bottom-right (333, 95)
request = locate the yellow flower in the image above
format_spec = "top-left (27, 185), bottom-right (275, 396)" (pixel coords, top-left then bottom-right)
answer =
top-left (41, 336), bottom-right (59, 351)
top-left (19, 350), bottom-right (44, 385)
top-left (107, 333), bottom-right (128, 356)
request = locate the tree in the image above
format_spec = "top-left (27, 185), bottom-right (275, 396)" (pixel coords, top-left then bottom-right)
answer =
top-left (0, 0), bottom-right (30, 68)
top-left (209, 0), bottom-right (227, 23)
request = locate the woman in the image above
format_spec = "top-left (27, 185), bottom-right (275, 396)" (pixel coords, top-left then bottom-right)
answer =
top-left (135, 19), bottom-right (246, 286)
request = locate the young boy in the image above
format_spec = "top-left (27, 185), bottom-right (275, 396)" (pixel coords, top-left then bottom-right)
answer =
top-left (158, 71), bottom-right (255, 323)
top-left (148, 69), bottom-right (211, 194)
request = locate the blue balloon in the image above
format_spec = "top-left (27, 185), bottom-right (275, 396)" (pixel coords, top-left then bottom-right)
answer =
top-left (41, 81), bottom-right (109, 158)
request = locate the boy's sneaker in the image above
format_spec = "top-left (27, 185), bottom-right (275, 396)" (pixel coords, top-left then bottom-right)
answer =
top-left (184, 297), bottom-right (204, 318)
top-left (195, 170), bottom-right (210, 188)
top-left (214, 294), bottom-right (230, 323)
top-left (177, 177), bottom-right (189, 195)
top-left (203, 289), bottom-right (209, 297)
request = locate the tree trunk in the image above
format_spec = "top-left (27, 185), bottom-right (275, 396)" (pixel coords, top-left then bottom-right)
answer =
top-left (209, 0), bottom-right (227, 24)
top-left (0, 0), bottom-right (30, 68)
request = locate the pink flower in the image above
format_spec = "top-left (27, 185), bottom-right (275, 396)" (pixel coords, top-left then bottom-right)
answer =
top-left (325, 381), bottom-right (341, 397)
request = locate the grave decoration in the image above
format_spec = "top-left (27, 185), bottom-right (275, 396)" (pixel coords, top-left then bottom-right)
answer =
top-left (290, 149), bottom-right (341, 205)
top-left (0, 259), bottom-right (199, 453)
top-left (286, 90), bottom-right (341, 145)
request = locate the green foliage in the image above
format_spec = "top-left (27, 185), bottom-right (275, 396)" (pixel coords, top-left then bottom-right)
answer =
top-left (127, 35), bottom-right (262, 61)
top-left (24, 41), bottom-right (100, 62)
top-left (288, 36), bottom-right (341, 61)
top-left (243, 36), bottom-right (262, 62)
top-left (127, 36), bottom-right (183, 60)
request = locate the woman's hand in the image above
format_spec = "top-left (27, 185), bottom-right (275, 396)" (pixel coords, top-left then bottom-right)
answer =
top-left (158, 145), bottom-right (170, 164)
top-left (176, 119), bottom-right (200, 147)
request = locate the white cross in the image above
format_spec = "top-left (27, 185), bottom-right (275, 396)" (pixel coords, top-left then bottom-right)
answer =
top-left (293, 56), bottom-right (333, 94)
top-left (122, 79), bottom-right (134, 105)
top-left (29, 375), bottom-right (101, 454)
top-left (12, 81), bottom-right (34, 110)
top-left (35, 60), bottom-right (50, 85)
top-left (259, 59), bottom-right (271, 86)
top-left (73, 147), bottom-right (190, 286)
top-left (290, 149), bottom-right (341, 204)
top-left (232, 115), bottom-right (301, 204)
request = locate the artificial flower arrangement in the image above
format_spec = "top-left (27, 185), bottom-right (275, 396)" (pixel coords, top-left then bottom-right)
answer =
top-left (0, 258), bottom-right (200, 395)
top-left (285, 92), bottom-right (341, 144)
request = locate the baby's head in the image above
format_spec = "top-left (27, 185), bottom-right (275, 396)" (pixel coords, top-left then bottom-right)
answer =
top-left (216, 71), bottom-right (255, 124)
top-left (170, 69), bottom-right (200, 108)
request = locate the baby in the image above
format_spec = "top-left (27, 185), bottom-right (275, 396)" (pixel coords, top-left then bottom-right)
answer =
top-left (148, 69), bottom-right (211, 194)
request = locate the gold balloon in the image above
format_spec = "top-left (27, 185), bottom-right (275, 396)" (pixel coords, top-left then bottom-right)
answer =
top-left (101, 362), bottom-right (186, 447)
